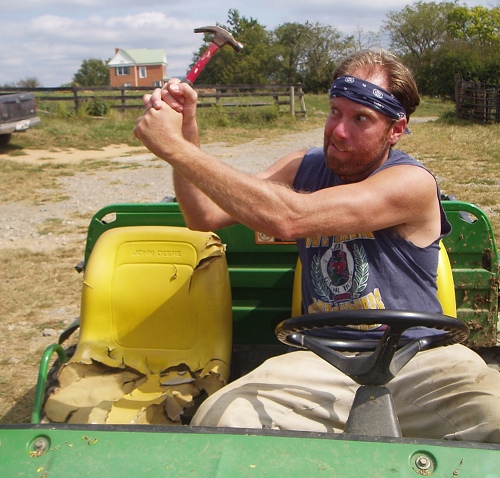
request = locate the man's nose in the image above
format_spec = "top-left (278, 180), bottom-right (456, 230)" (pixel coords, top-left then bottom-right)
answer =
top-left (331, 118), bottom-right (349, 139)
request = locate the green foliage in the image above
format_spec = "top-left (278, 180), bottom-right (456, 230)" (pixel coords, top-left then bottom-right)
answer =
top-left (17, 77), bottom-right (42, 88)
top-left (384, 2), bottom-right (500, 97)
top-left (447, 6), bottom-right (500, 47)
top-left (383, 1), bottom-right (456, 67)
top-left (188, 5), bottom-right (500, 97)
top-left (53, 101), bottom-right (73, 119)
top-left (84, 96), bottom-right (110, 117)
top-left (193, 10), bottom-right (274, 85)
top-left (191, 10), bottom-right (356, 93)
top-left (198, 103), bottom-right (282, 129)
top-left (73, 58), bottom-right (110, 86)
top-left (297, 22), bottom-right (353, 93)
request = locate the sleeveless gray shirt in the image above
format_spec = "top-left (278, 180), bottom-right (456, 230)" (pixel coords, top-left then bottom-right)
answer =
top-left (292, 147), bottom-right (451, 326)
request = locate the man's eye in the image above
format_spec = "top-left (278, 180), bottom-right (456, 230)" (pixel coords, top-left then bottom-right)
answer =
top-left (356, 115), bottom-right (368, 122)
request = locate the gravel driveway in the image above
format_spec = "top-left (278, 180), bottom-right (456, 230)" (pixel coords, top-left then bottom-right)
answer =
top-left (0, 128), bottom-right (324, 252)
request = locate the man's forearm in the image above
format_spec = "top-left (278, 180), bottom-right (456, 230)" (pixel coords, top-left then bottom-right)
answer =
top-left (173, 169), bottom-right (237, 231)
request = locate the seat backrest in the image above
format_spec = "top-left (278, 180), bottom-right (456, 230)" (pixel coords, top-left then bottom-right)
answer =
top-left (436, 241), bottom-right (457, 317)
top-left (291, 241), bottom-right (456, 317)
top-left (72, 226), bottom-right (233, 379)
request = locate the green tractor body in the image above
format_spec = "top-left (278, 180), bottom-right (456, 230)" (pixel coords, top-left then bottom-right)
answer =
top-left (1, 199), bottom-right (498, 476)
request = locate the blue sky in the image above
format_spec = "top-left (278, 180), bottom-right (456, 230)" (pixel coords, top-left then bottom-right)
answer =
top-left (0, 0), bottom-right (493, 87)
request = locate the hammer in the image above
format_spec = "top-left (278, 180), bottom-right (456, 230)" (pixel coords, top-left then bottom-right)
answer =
top-left (182, 26), bottom-right (243, 85)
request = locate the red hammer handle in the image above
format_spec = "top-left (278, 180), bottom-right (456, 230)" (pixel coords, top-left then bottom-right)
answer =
top-left (184, 43), bottom-right (220, 84)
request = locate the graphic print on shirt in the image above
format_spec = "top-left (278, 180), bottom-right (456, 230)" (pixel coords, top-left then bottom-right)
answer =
top-left (307, 234), bottom-right (385, 323)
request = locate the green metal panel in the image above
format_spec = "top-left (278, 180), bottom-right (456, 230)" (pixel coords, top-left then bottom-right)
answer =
top-left (1, 425), bottom-right (499, 477)
top-left (81, 200), bottom-right (499, 346)
top-left (441, 201), bottom-right (499, 346)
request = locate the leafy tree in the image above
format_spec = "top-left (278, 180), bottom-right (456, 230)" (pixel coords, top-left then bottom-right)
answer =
top-left (271, 22), bottom-right (309, 84)
top-left (447, 5), bottom-right (500, 48)
top-left (300, 22), bottom-right (353, 92)
top-left (272, 21), bottom-right (353, 92)
top-left (73, 58), bottom-right (110, 86)
top-left (417, 5), bottom-right (500, 96)
top-left (192, 10), bottom-right (274, 85)
top-left (17, 77), bottom-right (42, 88)
top-left (413, 38), bottom-right (500, 96)
top-left (383, 1), bottom-right (456, 68)
top-left (190, 10), bottom-right (354, 92)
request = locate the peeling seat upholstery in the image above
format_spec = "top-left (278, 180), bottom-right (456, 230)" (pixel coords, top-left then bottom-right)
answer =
top-left (44, 226), bottom-right (232, 425)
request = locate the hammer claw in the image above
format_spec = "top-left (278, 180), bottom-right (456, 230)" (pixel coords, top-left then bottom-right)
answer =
top-left (193, 26), bottom-right (244, 51)
top-left (182, 25), bottom-right (243, 85)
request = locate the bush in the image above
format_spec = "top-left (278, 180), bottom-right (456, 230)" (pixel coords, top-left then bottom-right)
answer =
top-left (84, 96), bottom-right (110, 117)
top-left (54, 102), bottom-right (73, 119)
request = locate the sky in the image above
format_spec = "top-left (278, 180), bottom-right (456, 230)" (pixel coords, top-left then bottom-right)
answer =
top-left (0, 0), bottom-right (494, 87)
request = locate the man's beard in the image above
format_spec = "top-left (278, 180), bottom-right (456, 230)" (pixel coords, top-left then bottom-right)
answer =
top-left (323, 135), bottom-right (392, 183)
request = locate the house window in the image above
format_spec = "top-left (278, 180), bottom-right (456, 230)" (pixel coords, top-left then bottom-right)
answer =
top-left (152, 81), bottom-right (162, 87)
top-left (116, 66), bottom-right (130, 76)
top-left (139, 67), bottom-right (147, 78)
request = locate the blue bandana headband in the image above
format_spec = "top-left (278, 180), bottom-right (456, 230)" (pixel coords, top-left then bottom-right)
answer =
top-left (329, 76), bottom-right (407, 121)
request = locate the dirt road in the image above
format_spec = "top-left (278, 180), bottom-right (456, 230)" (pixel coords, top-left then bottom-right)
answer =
top-left (0, 128), bottom-right (324, 252)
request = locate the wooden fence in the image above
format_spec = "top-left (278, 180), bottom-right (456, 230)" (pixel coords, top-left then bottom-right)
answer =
top-left (0, 84), bottom-right (307, 117)
top-left (455, 74), bottom-right (500, 123)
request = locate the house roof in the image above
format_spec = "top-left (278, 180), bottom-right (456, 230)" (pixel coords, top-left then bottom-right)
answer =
top-left (108, 48), bottom-right (167, 67)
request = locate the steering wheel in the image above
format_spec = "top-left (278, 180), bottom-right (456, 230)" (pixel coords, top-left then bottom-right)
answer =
top-left (275, 309), bottom-right (469, 387)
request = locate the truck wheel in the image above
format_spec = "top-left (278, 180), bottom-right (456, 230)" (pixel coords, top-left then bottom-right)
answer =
top-left (0, 134), bottom-right (12, 147)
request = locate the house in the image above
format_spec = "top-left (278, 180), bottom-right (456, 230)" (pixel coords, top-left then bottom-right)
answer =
top-left (108, 48), bottom-right (168, 87)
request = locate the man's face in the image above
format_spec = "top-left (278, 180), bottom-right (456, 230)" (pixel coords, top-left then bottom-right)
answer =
top-left (323, 71), bottom-right (403, 183)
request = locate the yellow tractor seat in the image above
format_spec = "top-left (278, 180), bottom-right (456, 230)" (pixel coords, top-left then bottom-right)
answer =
top-left (44, 226), bottom-right (232, 425)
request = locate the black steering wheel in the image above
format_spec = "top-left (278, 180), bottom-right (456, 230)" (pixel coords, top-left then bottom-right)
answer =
top-left (275, 309), bottom-right (469, 387)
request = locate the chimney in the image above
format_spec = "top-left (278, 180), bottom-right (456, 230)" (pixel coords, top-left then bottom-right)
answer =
top-left (115, 48), bottom-right (120, 54)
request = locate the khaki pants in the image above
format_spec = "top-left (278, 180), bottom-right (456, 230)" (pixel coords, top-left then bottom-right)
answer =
top-left (192, 344), bottom-right (500, 443)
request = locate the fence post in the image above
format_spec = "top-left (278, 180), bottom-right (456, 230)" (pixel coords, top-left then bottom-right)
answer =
top-left (121, 89), bottom-right (126, 113)
top-left (299, 86), bottom-right (306, 117)
top-left (455, 73), bottom-right (461, 119)
top-left (289, 86), bottom-right (295, 116)
top-left (73, 85), bottom-right (79, 113)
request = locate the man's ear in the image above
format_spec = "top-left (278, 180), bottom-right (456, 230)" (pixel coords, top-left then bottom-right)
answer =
top-left (388, 118), bottom-right (407, 145)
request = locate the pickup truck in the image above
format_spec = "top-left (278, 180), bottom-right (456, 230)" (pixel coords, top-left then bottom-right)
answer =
top-left (0, 92), bottom-right (40, 146)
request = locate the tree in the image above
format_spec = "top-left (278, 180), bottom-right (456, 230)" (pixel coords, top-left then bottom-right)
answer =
top-left (417, 5), bottom-right (500, 96)
top-left (272, 21), bottom-right (353, 91)
top-left (447, 5), bottom-right (500, 48)
top-left (300, 22), bottom-right (354, 92)
top-left (73, 58), bottom-right (110, 86)
top-left (383, 1), bottom-right (456, 68)
top-left (271, 22), bottom-right (309, 84)
top-left (192, 10), bottom-right (274, 85)
top-left (348, 27), bottom-right (382, 53)
top-left (17, 77), bottom-right (42, 88)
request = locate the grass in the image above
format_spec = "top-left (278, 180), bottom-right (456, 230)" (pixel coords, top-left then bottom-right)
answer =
top-left (0, 93), bottom-right (499, 424)
top-left (1, 92), bottom-right (497, 238)
top-left (399, 118), bottom-right (500, 240)
top-left (0, 246), bottom-right (82, 423)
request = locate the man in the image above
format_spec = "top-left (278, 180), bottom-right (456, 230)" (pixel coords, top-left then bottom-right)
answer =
top-left (134, 50), bottom-right (500, 442)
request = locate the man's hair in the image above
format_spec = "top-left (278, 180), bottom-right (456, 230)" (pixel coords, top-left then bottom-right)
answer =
top-left (332, 49), bottom-right (420, 120)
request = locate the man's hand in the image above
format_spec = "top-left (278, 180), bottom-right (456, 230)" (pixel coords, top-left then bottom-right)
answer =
top-left (142, 80), bottom-right (199, 145)
top-left (134, 99), bottom-right (185, 160)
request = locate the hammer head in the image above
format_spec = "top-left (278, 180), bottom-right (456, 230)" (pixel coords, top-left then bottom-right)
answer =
top-left (194, 26), bottom-right (244, 52)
